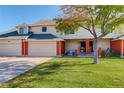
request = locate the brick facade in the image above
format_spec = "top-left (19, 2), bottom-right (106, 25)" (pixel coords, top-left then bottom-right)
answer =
top-left (110, 40), bottom-right (124, 55)
top-left (85, 39), bottom-right (91, 54)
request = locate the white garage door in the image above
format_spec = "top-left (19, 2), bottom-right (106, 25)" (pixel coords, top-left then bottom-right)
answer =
top-left (29, 41), bottom-right (56, 56)
top-left (0, 40), bottom-right (21, 56)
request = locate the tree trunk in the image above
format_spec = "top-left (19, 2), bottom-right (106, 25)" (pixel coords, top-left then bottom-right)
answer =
top-left (93, 38), bottom-right (98, 64)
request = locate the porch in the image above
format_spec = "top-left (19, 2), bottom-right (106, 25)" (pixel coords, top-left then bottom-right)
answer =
top-left (64, 39), bottom-right (94, 57)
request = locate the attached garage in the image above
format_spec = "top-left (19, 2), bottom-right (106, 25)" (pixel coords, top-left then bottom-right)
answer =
top-left (28, 41), bottom-right (57, 56)
top-left (0, 40), bottom-right (21, 56)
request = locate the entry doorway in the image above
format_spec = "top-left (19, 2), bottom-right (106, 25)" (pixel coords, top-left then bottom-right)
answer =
top-left (80, 40), bottom-right (94, 54)
top-left (81, 41), bottom-right (86, 53)
top-left (90, 41), bottom-right (94, 52)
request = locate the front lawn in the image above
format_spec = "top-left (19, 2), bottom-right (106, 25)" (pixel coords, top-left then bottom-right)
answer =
top-left (1, 57), bottom-right (124, 88)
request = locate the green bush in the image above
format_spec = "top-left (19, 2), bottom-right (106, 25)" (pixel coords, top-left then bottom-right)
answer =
top-left (101, 50), bottom-right (106, 58)
top-left (110, 51), bottom-right (120, 57)
top-left (101, 50), bottom-right (120, 58)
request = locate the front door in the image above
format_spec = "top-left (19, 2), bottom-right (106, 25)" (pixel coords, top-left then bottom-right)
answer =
top-left (90, 41), bottom-right (94, 52)
top-left (81, 41), bottom-right (86, 53)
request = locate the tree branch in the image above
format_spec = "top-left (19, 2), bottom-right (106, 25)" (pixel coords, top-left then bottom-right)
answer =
top-left (88, 6), bottom-right (97, 38)
top-left (78, 23), bottom-right (95, 37)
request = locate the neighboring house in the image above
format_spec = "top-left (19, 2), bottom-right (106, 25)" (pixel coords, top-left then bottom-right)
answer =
top-left (0, 20), bottom-right (123, 57)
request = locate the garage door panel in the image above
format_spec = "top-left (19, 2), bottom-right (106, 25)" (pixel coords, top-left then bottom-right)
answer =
top-left (0, 40), bottom-right (21, 56)
top-left (29, 42), bottom-right (56, 56)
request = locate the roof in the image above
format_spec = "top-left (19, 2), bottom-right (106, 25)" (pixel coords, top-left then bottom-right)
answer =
top-left (102, 33), bottom-right (118, 39)
top-left (114, 34), bottom-right (124, 40)
top-left (63, 34), bottom-right (94, 39)
top-left (16, 23), bottom-right (28, 28)
top-left (0, 31), bottom-right (31, 39)
top-left (0, 28), bottom-right (17, 35)
top-left (63, 32), bottom-right (118, 39)
top-left (118, 36), bottom-right (124, 40)
top-left (0, 26), bottom-right (63, 41)
top-left (30, 20), bottom-right (56, 26)
top-left (0, 26), bottom-right (118, 40)
top-left (0, 19), bottom-right (119, 40)
top-left (28, 34), bottom-right (63, 41)
top-left (62, 29), bottom-right (102, 39)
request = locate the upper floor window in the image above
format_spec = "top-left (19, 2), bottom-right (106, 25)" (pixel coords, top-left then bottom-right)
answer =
top-left (19, 27), bottom-right (28, 35)
top-left (42, 27), bottom-right (47, 32)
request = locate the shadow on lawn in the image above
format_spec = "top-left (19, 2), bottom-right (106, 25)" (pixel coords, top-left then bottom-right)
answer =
top-left (36, 62), bottom-right (93, 76)
top-left (4, 63), bottom-right (62, 88)
top-left (36, 63), bottom-right (61, 75)
top-left (3, 62), bottom-right (93, 88)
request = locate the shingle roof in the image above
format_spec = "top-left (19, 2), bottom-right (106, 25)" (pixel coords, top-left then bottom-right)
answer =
top-left (16, 23), bottom-right (28, 28)
top-left (118, 36), bottom-right (124, 39)
top-left (0, 28), bottom-right (17, 35)
top-left (63, 31), bottom-right (118, 39)
top-left (62, 29), bottom-right (102, 39)
top-left (30, 20), bottom-right (56, 26)
top-left (28, 34), bottom-right (60, 40)
top-left (0, 31), bottom-right (31, 39)
top-left (114, 34), bottom-right (124, 40)
top-left (102, 33), bottom-right (118, 39)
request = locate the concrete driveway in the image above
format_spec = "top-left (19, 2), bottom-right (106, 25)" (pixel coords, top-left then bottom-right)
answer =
top-left (0, 57), bottom-right (52, 83)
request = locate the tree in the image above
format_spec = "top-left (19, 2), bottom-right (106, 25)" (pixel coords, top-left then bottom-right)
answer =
top-left (113, 24), bottom-right (124, 35)
top-left (55, 5), bottom-right (124, 64)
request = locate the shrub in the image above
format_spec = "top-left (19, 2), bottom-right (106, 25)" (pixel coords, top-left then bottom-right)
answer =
top-left (110, 51), bottom-right (120, 57)
top-left (101, 50), bottom-right (106, 58)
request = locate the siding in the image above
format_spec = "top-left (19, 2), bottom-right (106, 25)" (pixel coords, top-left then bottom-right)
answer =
top-left (65, 40), bottom-right (80, 52)
top-left (110, 40), bottom-right (124, 54)
top-left (30, 26), bottom-right (57, 35)
top-left (98, 39), bottom-right (110, 50)
top-left (56, 41), bottom-right (65, 56)
top-left (65, 39), bottom-right (110, 52)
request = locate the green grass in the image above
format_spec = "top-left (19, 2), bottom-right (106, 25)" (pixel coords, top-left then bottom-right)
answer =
top-left (1, 57), bottom-right (124, 88)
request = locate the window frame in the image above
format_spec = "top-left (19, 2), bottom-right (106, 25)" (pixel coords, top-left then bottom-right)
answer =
top-left (42, 26), bottom-right (47, 32)
top-left (19, 27), bottom-right (28, 35)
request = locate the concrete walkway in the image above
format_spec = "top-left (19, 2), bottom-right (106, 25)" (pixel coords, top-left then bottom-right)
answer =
top-left (0, 57), bottom-right (52, 83)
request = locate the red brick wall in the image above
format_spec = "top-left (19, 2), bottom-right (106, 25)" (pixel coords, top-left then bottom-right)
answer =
top-left (110, 40), bottom-right (122, 54)
top-left (22, 41), bottom-right (28, 56)
top-left (56, 41), bottom-right (60, 56)
top-left (24, 41), bottom-right (28, 56)
top-left (85, 39), bottom-right (91, 54)
top-left (56, 41), bottom-right (65, 56)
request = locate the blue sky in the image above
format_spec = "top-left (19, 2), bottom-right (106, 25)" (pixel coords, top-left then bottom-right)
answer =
top-left (0, 5), bottom-right (60, 32)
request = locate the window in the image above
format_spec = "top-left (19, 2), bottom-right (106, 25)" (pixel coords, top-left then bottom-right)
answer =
top-left (42, 27), bottom-right (47, 32)
top-left (19, 27), bottom-right (28, 35)
top-left (19, 28), bottom-right (24, 34)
